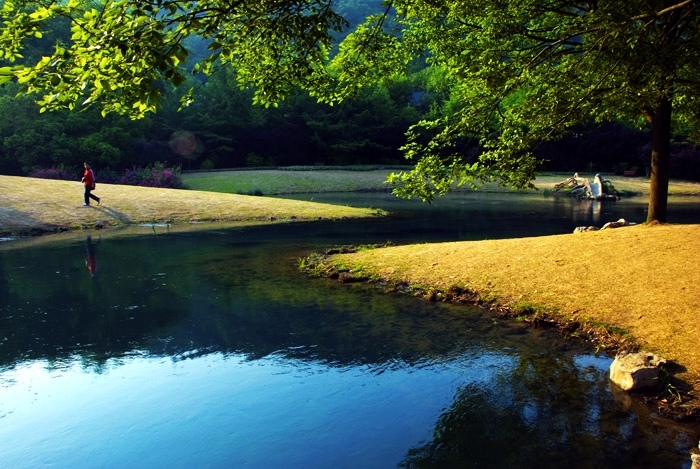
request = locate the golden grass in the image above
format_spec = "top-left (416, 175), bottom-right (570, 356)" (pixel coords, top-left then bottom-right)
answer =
top-left (0, 175), bottom-right (381, 234)
top-left (331, 223), bottom-right (700, 395)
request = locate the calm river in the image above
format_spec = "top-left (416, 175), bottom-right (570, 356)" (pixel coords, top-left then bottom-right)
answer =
top-left (1, 193), bottom-right (698, 468)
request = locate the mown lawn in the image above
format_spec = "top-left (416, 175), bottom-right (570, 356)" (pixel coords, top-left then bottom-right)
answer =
top-left (182, 168), bottom-right (396, 194)
top-left (0, 175), bottom-right (383, 236)
top-left (182, 168), bottom-right (700, 196)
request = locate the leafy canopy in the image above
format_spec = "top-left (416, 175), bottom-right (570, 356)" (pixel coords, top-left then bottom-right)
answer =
top-left (0, 0), bottom-right (350, 116)
top-left (2, 0), bottom-right (699, 218)
top-left (382, 0), bottom-right (700, 201)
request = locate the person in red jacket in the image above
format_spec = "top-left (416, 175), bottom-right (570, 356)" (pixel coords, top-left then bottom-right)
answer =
top-left (81, 161), bottom-right (101, 206)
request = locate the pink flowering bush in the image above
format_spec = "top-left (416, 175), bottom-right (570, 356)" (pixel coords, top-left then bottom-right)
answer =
top-left (30, 167), bottom-right (78, 181)
top-left (119, 163), bottom-right (183, 188)
top-left (29, 163), bottom-right (182, 188)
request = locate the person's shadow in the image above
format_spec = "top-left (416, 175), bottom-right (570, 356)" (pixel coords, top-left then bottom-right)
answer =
top-left (93, 206), bottom-right (131, 224)
top-left (86, 235), bottom-right (100, 276)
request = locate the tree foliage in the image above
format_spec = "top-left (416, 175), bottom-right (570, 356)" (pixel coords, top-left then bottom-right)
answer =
top-left (2, 0), bottom-right (700, 221)
top-left (383, 0), bottom-right (700, 222)
top-left (0, 0), bottom-right (348, 116)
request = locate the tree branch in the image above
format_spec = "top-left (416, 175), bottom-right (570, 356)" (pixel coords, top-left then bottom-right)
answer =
top-left (632, 0), bottom-right (696, 20)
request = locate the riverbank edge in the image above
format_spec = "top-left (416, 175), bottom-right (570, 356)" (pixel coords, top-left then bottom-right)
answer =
top-left (0, 175), bottom-right (384, 240)
top-left (3, 172), bottom-right (699, 240)
top-left (299, 244), bottom-right (700, 426)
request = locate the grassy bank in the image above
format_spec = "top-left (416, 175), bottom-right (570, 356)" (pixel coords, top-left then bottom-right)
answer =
top-left (0, 175), bottom-right (382, 236)
top-left (182, 168), bottom-right (397, 194)
top-left (319, 222), bottom-right (700, 418)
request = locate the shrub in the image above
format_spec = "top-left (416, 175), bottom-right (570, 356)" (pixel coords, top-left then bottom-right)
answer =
top-left (30, 167), bottom-right (78, 181)
top-left (94, 168), bottom-right (121, 184)
top-left (671, 144), bottom-right (700, 181)
top-left (200, 158), bottom-right (216, 170)
top-left (119, 163), bottom-right (183, 189)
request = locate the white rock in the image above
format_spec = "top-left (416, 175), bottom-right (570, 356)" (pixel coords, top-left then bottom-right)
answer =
top-left (609, 352), bottom-right (667, 391)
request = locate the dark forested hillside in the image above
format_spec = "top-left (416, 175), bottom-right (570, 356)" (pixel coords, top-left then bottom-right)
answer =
top-left (0, 0), bottom-right (698, 181)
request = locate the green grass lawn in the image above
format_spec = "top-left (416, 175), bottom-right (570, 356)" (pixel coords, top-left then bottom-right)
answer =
top-left (182, 168), bottom-right (398, 194)
top-left (182, 168), bottom-right (700, 196)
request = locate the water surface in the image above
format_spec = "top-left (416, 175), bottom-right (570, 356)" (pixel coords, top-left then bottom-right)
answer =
top-left (1, 193), bottom-right (698, 468)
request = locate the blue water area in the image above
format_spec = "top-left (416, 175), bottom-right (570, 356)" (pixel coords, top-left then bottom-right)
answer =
top-left (0, 193), bottom-right (698, 468)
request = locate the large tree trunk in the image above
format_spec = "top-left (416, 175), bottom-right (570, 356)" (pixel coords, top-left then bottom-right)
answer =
top-left (647, 94), bottom-right (671, 223)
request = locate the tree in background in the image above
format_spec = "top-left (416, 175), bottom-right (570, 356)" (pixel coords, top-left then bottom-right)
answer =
top-left (340, 0), bottom-right (686, 223)
top-left (378, 0), bottom-right (700, 223)
top-left (0, 83), bottom-right (151, 175)
top-left (1, 0), bottom-right (699, 222)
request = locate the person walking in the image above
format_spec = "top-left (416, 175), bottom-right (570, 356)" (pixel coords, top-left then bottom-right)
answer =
top-left (81, 161), bottom-right (100, 206)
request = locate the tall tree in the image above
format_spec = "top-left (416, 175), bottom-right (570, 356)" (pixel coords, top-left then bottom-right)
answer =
top-left (380, 0), bottom-right (700, 223)
top-left (1, 0), bottom-right (699, 222)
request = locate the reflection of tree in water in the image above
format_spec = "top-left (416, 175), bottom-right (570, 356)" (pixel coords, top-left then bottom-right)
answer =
top-left (186, 242), bottom-right (507, 367)
top-left (399, 354), bottom-right (690, 468)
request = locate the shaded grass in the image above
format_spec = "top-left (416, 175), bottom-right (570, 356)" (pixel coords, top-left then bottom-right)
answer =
top-left (182, 169), bottom-right (396, 194)
top-left (183, 168), bottom-right (700, 196)
top-left (0, 175), bottom-right (383, 236)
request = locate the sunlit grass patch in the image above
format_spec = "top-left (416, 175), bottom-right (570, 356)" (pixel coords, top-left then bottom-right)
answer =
top-left (324, 223), bottom-right (700, 400)
top-left (182, 168), bottom-right (398, 194)
top-left (0, 175), bottom-right (381, 236)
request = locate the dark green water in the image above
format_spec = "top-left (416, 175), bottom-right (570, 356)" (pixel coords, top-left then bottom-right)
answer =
top-left (0, 193), bottom-right (698, 468)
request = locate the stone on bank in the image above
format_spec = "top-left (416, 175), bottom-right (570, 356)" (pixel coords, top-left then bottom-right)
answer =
top-left (609, 352), bottom-right (667, 392)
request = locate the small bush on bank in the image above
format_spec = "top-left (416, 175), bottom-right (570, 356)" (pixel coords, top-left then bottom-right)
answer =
top-left (119, 163), bottom-right (183, 188)
top-left (29, 163), bottom-right (183, 189)
top-left (30, 167), bottom-right (78, 181)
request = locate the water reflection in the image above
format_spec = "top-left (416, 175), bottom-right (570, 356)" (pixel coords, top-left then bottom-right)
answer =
top-left (286, 192), bottom-right (700, 242)
top-left (401, 353), bottom-right (695, 468)
top-left (1, 228), bottom-right (506, 369)
top-left (1, 194), bottom-right (698, 468)
top-left (85, 235), bottom-right (99, 276)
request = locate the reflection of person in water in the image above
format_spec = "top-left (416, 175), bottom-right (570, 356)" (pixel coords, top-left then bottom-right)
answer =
top-left (86, 235), bottom-right (99, 276)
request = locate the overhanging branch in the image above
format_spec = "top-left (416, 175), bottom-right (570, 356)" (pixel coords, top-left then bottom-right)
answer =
top-left (632, 0), bottom-right (696, 20)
